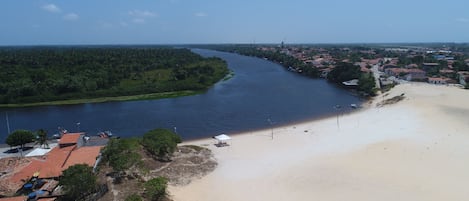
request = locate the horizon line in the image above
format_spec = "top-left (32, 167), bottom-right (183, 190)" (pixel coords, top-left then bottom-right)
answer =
top-left (1, 41), bottom-right (469, 48)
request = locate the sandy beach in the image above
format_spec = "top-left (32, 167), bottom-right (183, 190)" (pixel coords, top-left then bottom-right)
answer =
top-left (169, 83), bottom-right (469, 201)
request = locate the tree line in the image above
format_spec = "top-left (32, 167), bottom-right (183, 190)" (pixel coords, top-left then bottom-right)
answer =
top-left (0, 47), bottom-right (229, 104)
top-left (197, 45), bottom-right (320, 78)
top-left (197, 45), bottom-right (376, 96)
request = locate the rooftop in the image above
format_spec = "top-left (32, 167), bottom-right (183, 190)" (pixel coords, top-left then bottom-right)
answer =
top-left (58, 133), bottom-right (82, 146)
top-left (0, 196), bottom-right (27, 201)
top-left (63, 146), bottom-right (103, 169)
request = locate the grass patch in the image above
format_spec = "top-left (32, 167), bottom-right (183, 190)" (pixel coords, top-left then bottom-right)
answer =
top-left (0, 90), bottom-right (201, 108)
top-left (180, 145), bottom-right (208, 152)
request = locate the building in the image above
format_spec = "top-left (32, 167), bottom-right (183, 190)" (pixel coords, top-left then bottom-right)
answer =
top-left (428, 77), bottom-right (451, 85)
top-left (0, 133), bottom-right (107, 197)
top-left (385, 68), bottom-right (427, 81)
top-left (458, 71), bottom-right (469, 86)
top-left (404, 69), bottom-right (427, 81)
top-left (422, 63), bottom-right (439, 71)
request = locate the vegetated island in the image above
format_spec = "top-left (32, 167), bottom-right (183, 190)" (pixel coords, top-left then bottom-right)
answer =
top-left (0, 46), bottom-right (229, 107)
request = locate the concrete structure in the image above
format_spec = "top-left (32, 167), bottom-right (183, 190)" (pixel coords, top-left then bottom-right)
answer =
top-left (458, 71), bottom-right (469, 86)
top-left (428, 77), bottom-right (451, 85)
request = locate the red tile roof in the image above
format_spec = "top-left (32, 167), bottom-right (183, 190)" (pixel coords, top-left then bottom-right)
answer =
top-left (0, 196), bottom-right (27, 201)
top-left (58, 133), bottom-right (82, 145)
top-left (37, 198), bottom-right (56, 201)
top-left (63, 146), bottom-right (103, 169)
top-left (9, 145), bottom-right (77, 184)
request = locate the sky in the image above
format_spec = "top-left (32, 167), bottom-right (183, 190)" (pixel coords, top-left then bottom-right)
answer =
top-left (1, 0), bottom-right (469, 45)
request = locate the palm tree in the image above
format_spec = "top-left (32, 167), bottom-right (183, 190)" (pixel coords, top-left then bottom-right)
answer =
top-left (36, 129), bottom-right (49, 149)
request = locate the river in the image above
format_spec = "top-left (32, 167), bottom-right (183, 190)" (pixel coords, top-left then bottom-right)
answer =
top-left (0, 49), bottom-right (362, 142)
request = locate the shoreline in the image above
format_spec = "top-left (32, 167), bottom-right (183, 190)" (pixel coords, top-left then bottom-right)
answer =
top-left (0, 90), bottom-right (203, 108)
top-left (170, 83), bottom-right (469, 201)
top-left (181, 87), bottom-right (373, 143)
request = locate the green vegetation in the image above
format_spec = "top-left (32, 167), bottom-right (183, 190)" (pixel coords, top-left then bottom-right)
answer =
top-left (125, 194), bottom-right (143, 201)
top-left (327, 62), bottom-right (360, 83)
top-left (200, 45), bottom-right (319, 78)
top-left (5, 129), bottom-right (35, 150)
top-left (59, 164), bottom-right (97, 201)
top-left (144, 177), bottom-right (168, 201)
top-left (0, 47), bottom-right (228, 105)
top-left (141, 128), bottom-right (182, 162)
top-left (327, 62), bottom-right (376, 96)
top-left (0, 90), bottom-right (200, 108)
top-left (358, 73), bottom-right (377, 96)
top-left (101, 137), bottom-right (142, 172)
top-left (35, 129), bottom-right (49, 149)
top-left (99, 128), bottom-right (181, 200)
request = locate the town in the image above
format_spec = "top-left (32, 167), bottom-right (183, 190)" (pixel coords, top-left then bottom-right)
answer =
top-left (253, 43), bottom-right (469, 90)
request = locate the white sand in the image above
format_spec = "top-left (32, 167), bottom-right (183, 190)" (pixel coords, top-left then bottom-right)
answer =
top-left (169, 83), bottom-right (469, 201)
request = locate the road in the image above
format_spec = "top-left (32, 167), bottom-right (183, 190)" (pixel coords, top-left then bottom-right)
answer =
top-left (371, 64), bottom-right (382, 90)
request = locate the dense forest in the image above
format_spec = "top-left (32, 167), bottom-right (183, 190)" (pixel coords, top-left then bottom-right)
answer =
top-left (0, 47), bottom-right (229, 104)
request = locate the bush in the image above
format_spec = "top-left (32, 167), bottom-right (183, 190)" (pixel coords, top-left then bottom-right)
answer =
top-left (358, 73), bottom-right (377, 96)
top-left (5, 129), bottom-right (35, 149)
top-left (141, 128), bottom-right (181, 162)
top-left (144, 177), bottom-right (168, 201)
top-left (101, 138), bottom-right (142, 172)
top-left (327, 62), bottom-right (361, 83)
top-left (125, 194), bottom-right (143, 201)
top-left (59, 164), bottom-right (97, 200)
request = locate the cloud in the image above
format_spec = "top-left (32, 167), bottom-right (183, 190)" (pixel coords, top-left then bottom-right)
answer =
top-left (129, 10), bottom-right (157, 18)
top-left (42, 4), bottom-right (61, 13)
top-left (456, 18), bottom-right (469, 23)
top-left (133, 18), bottom-right (146, 24)
top-left (194, 12), bottom-right (208, 17)
top-left (63, 13), bottom-right (79, 21)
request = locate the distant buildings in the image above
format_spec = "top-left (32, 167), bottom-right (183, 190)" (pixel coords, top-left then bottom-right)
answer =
top-left (255, 45), bottom-right (469, 88)
top-left (384, 68), bottom-right (427, 81)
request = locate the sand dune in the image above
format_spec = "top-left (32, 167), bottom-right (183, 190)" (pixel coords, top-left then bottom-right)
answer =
top-left (169, 83), bottom-right (469, 201)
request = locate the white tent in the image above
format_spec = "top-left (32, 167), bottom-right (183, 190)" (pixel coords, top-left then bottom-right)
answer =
top-left (213, 134), bottom-right (231, 147)
top-left (214, 134), bottom-right (231, 141)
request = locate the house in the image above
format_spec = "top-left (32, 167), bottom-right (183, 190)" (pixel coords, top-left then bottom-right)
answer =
top-left (439, 69), bottom-right (455, 77)
top-left (406, 64), bottom-right (419, 68)
top-left (58, 133), bottom-right (83, 148)
top-left (384, 68), bottom-right (407, 77)
top-left (404, 69), bottom-right (427, 81)
top-left (385, 68), bottom-right (426, 81)
top-left (422, 63), bottom-right (439, 71)
top-left (458, 71), bottom-right (469, 86)
top-left (0, 133), bottom-right (106, 197)
top-left (428, 77), bottom-right (451, 85)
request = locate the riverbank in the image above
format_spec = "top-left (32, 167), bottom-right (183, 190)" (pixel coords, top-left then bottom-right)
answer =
top-left (169, 83), bottom-right (469, 201)
top-left (0, 90), bottom-right (201, 108)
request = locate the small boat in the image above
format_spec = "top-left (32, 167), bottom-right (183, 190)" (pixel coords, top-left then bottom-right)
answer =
top-left (52, 127), bottom-right (68, 139)
top-left (350, 104), bottom-right (358, 109)
top-left (97, 130), bottom-right (114, 138)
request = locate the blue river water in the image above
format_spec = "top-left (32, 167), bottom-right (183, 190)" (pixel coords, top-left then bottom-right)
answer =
top-left (0, 49), bottom-right (362, 142)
